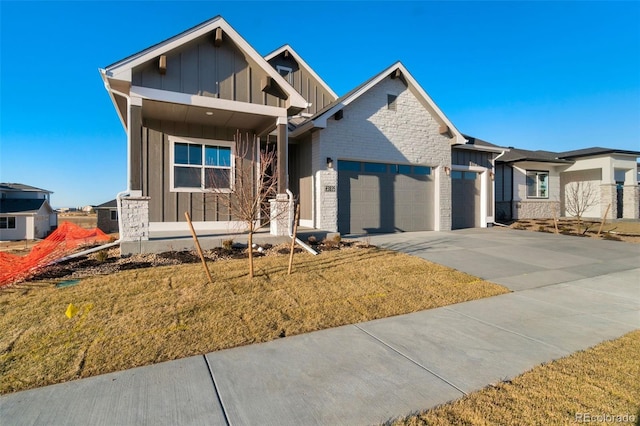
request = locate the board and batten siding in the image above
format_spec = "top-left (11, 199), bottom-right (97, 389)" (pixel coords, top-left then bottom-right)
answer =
top-left (140, 118), bottom-right (256, 224)
top-left (267, 54), bottom-right (335, 115)
top-left (132, 34), bottom-right (284, 108)
top-left (451, 149), bottom-right (493, 169)
top-left (288, 138), bottom-right (313, 222)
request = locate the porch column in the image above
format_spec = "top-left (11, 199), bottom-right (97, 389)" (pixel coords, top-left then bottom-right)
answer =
top-left (270, 117), bottom-right (291, 236)
top-left (276, 118), bottom-right (288, 193)
top-left (129, 97), bottom-right (143, 192)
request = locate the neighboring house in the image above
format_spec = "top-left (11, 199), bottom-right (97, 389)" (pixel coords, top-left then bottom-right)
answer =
top-left (0, 183), bottom-right (58, 240)
top-left (95, 199), bottom-right (119, 234)
top-left (101, 15), bottom-right (502, 248)
top-left (491, 145), bottom-right (639, 221)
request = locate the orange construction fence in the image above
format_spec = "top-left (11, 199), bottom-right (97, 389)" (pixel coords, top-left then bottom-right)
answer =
top-left (0, 222), bottom-right (111, 288)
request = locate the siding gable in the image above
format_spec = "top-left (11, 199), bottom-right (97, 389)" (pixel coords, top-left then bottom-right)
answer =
top-left (132, 33), bottom-right (283, 106)
top-left (267, 49), bottom-right (336, 114)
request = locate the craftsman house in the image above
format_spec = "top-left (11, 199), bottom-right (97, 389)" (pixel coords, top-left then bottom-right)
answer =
top-left (100, 16), bottom-right (503, 249)
top-left (0, 183), bottom-right (58, 240)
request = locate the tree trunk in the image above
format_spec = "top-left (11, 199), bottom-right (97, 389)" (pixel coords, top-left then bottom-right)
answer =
top-left (248, 226), bottom-right (254, 279)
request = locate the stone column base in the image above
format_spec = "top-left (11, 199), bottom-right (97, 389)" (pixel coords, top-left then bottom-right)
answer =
top-left (120, 195), bottom-right (150, 242)
top-left (270, 194), bottom-right (292, 236)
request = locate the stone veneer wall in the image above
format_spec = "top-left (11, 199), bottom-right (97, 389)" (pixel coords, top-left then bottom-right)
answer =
top-left (600, 184), bottom-right (617, 220)
top-left (120, 196), bottom-right (150, 242)
top-left (312, 76), bottom-right (452, 232)
top-left (623, 185), bottom-right (639, 219)
top-left (514, 200), bottom-right (560, 219)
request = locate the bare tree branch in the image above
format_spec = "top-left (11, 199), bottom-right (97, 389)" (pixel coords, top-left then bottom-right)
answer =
top-left (206, 130), bottom-right (282, 278)
top-left (565, 181), bottom-right (598, 234)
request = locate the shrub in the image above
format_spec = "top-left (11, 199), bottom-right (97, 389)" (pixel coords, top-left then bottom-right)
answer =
top-left (94, 250), bottom-right (109, 263)
top-left (222, 239), bottom-right (234, 251)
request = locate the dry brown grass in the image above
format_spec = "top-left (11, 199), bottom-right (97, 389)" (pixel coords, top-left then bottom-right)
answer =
top-left (392, 329), bottom-right (640, 426)
top-left (0, 246), bottom-right (507, 395)
top-left (508, 219), bottom-right (640, 243)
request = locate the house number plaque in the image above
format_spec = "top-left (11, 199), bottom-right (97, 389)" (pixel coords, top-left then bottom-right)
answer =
top-left (325, 185), bottom-right (336, 192)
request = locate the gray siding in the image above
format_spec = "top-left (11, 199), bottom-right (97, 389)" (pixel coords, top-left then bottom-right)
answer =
top-left (267, 53), bottom-right (335, 114)
top-left (452, 148), bottom-right (494, 169)
top-left (133, 34), bottom-right (283, 107)
top-left (289, 137), bottom-right (313, 221)
top-left (142, 118), bottom-right (256, 223)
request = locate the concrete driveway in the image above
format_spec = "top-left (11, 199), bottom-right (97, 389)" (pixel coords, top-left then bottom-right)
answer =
top-left (361, 227), bottom-right (640, 291)
top-left (2, 228), bottom-right (638, 425)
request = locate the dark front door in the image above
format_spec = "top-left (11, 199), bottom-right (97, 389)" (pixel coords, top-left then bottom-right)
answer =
top-left (616, 182), bottom-right (624, 219)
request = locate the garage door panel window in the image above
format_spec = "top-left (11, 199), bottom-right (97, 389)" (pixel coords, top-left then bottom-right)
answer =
top-left (339, 160), bottom-right (433, 176)
top-left (413, 166), bottom-right (431, 176)
top-left (338, 160), bottom-right (361, 172)
top-left (526, 171), bottom-right (549, 198)
top-left (364, 162), bottom-right (387, 173)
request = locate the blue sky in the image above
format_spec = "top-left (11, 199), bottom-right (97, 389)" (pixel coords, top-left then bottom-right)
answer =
top-left (1, 1), bottom-right (639, 208)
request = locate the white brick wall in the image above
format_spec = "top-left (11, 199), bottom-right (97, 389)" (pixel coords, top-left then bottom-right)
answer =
top-left (120, 196), bottom-right (150, 241)
top-left (312, 76), bottom-right (452, 231)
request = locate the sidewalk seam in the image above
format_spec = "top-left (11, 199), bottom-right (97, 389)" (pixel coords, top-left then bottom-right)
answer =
top-left (354, 324), bottom-right (468, 397)
top-left (443, 307), bottom-right (568, 353)
top-left (203, 355), bottom-right (232, 426)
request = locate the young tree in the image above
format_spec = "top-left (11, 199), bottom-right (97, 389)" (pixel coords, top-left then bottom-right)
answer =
top-left (208, 130), bottom-right (280, 278)
top-left (564, 181), bottom-right (598, 234)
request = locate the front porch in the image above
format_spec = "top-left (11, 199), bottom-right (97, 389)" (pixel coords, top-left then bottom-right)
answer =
top-left (120, 227), bottom-right (339, 255)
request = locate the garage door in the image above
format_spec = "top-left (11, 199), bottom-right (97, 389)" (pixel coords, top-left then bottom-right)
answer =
top-left (337, 160), bottom-right (434, 234)
top-left (451, 170), bottom-right (480, 229)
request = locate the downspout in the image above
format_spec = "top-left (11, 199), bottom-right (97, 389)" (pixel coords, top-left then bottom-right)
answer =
top-left (492, 150), bottom-right (507, 225)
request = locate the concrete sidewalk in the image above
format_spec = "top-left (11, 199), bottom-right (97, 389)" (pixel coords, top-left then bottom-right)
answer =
top-left (2, 229), bottom-right (639, 425)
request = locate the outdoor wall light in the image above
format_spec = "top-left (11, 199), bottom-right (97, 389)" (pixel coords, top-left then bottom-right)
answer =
top-left (326, 157), bottom-right (334, 168)
top-left (444, 166), bottom-right (451, 176)
top-left (490, 171), bottom-right (495, 180)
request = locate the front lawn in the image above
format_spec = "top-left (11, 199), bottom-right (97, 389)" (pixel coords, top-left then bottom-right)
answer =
top-left (0, 246), bottom-right (508, 394)
top-left (392, 329), bottom-right (640, 425)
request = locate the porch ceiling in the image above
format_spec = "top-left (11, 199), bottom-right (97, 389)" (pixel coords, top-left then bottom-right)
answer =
top-left (142, 99), bottom-right (276, 131)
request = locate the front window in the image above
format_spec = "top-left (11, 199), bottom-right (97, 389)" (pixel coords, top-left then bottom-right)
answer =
top-left (526, 171), bottom-right (549, 198)
top-left (171, 137), bottom-right (233, 192)
top-left (0, 217), bottom-right (16, 229)
top-left (110, 210), bottom-right (118, 221)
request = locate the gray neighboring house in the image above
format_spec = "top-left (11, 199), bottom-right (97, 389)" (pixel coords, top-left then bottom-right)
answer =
top-left (101, 15), bottom-right (505, 250)
top-left (489, 145), bottom-right (640, 221)
top-left (96, 199), bottom-right (119, 234)
top-left (0, 183), bottom-right (58, 240)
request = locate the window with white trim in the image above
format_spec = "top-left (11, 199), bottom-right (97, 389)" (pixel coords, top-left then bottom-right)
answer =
top-left (526, 171), bottom-right (549, 198)
top-left (170, 137), bottom-right (233, 192)
top-left (0, 217), bottom-right (16, 229)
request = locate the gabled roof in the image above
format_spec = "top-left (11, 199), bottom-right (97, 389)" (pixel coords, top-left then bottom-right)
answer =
top-left (556, 147), bottom-right (640, 159)
top-left (0, 182), bottom-right (53, 194)
top-left (100, 16), bottom-right (307, 112)
top-left (290, 62), bottom-right (467, 145)
top-left (498, 147), bottom-right (573, 164)
top-left (96, 199), bottom-right (117, 209)
top-left (264, 45), bottom-right (339, 101)
top-left (0, 183), bottom-right (52, 193)
top-left (0, 199), bottom-right (47, 214)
